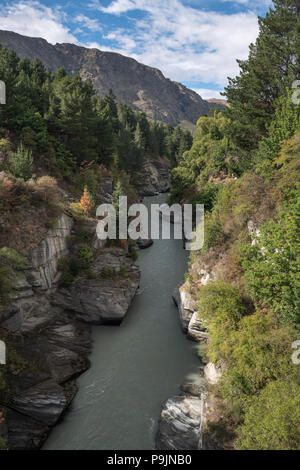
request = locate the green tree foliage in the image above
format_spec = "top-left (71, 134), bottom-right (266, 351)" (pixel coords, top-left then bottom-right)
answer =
top-left (9, 143), bottom-right (33, 180)
top-left (242, 186), bottom-right (300, 325)
top-left (0, 46), bottom-right (190, 185)
top-left (198, 281), bottom-right (246, 364)
top-left (237, 379), bottom-right (300, 450)
top-left (224, 0), bottom-right (300, 151)
top-left (170, 112), bottom-right (239, 204)
top-left (255, 90), bottom-right (300, 173)
top-left (220, 312), bottom-right (297, 405)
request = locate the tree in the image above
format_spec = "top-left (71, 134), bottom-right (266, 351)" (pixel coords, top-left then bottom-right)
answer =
top-left (237, 379), bottom-right (300, 450)
top-left (198, 280), bottom-right (246, 364)
top-left (79, 187), bottom-right (94, 215)
top-left (242, 185), bottom-right (300, 325)
top-left (134, 122), bottom-right (146, 151)
top-left (9, 143), bottom-right (33, 181)
top-left (224, 0), bottom-right (300, 151)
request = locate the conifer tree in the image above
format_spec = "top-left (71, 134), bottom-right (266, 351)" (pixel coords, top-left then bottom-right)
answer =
top-left (224, 0), bottom-right (300, 151)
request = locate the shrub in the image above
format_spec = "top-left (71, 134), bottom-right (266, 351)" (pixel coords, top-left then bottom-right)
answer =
top-left (237, 379), bottom-right (300, 450)
top-left (198, 280), bottom-right (246, 364)
top-left (100, 266), bottom-right (117, 279)
top-left (35, 176), bottom-right (59, 204)
top-left (69, 202), bottom-right (84, 218)
top-left (77, 244), bottom-right (93, 268)
top-left (219, 312), bottom-right (297, 405)
top-left (0, 437), bottom-right (7, 451)
top-left (128, 245), bottom-right (138, 261)
top-left (9, 143), bottom-right (33, 181)
top-left (242, 186), bottom-right (300, 325)
top-left (0, 176), bottom-right (17, 210)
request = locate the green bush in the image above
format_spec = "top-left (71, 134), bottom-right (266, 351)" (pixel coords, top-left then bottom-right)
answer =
top-left (9, 143), bottom-right (33, 181)
top-left (219, 312), bottom-right (297, 405)
top-left (100, 266), bottom-right (117, 279)
top-left (0, 437), bottom-right (7, 451)
top-left (77, 244), bottom-right (93, 267)
top-left (237, 379), bottom-right (300, 450)
top-left (198, 280), bottom-right (246, 364)
top-left (242, 186), bottom-right (300, 325)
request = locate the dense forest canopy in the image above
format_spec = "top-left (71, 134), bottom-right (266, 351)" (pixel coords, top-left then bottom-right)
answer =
top-left (0, 45), bottom-right (192, 192)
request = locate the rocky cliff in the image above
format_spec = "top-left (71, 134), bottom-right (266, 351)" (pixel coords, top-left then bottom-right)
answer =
top-left (0, 209), bottom-right (140, 449)
top-left (0, 30), bottom-right (222, 127)
top-left (157, 260), bottom-right (228, 450)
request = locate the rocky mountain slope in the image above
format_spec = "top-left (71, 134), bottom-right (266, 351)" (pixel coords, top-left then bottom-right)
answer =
top-left (0, 30), bottom-right (221, 127)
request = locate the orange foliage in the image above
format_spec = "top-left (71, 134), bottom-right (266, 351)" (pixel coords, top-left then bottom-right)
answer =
top-left (79, 188), bottom-right (94, 215)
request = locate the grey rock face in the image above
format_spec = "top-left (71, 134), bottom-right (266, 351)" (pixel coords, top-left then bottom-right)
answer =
top-left (29, 213), bottom-right (73, 291)
top-left (141, 158), bottom-right (171, 196)
top-left (156, 395), bottom-right (205, 450)
top-left (187, 312), bottom-right (208, 343)
top-left (0, 30), bottom-right (223, 127)
top-left (10, 380), bottom-right (67, 426)
top-left (52, 250), bottom-right (140, 325)
top-left (173, 284), bottom-right (197, 334)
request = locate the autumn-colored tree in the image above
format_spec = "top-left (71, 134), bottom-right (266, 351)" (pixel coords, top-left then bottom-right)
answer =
top-left (79, 188), bottom-right (94, 215)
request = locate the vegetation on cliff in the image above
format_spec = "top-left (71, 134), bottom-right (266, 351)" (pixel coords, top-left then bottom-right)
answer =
top-left (172, 0), bottom-right (300, 450)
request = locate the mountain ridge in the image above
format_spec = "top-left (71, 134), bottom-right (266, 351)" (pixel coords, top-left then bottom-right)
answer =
top-left (0, 30), bottom-right (221, 127)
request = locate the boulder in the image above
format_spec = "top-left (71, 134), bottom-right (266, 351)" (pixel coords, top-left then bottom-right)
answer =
top-left (137, 238), bottom-right (153, 249)
top-left (156, 395), bottom-right (205, 450)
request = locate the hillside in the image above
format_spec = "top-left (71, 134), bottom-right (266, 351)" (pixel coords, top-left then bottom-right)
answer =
top-left (0, 30), bottom-right (220, 127)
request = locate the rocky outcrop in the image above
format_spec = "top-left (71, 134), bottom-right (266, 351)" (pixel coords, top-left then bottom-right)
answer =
top-left (173, 282), bottom-right (198, 334)
top-left (52, 250), bottom-right (140, 325)
top-left (165, 263), bottom-right (229, 451)
top-left (156, 375), bottom-right (227, 451)
top-left (140, 157), bottom-right (171, 196)
top-left (187, 312), bottom-right (208, 343)
top-left (204, 363), bottom-right (223, 386)
top-left (0, 213), bottom-right (140, 449)
top-left (156, 394), bottom-right (206, 450)
top-left (29, 214), bottom-right (73, 291)
top-left (0, 30), bottom-right (223, 127)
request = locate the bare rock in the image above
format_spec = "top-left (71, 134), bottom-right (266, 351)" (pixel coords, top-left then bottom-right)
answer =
top-left (137, 238), bottom-right (153, 249)
top-left (187, 312), bottom-right (208, 343)
top-left (204, 363), bottom-right (223, 386)
top-left (156, 395), bottom-right (205, 450)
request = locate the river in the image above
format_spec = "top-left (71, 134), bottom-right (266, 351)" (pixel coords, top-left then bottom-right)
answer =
top-left (44, 194), bottom-right (200, 450)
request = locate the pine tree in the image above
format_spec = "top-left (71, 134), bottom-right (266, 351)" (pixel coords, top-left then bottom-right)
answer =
top-left (224, 0), bottom-right (300, 151)
top-left (134, 122), bottom-right (146, 150)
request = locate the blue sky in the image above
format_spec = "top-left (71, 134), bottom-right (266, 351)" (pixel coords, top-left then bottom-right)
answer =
top-left (0, 1), bottom-right (271, 98)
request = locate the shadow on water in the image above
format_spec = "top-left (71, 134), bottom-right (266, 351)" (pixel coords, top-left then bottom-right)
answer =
top-left (44, 195), bottom-right (201, 450)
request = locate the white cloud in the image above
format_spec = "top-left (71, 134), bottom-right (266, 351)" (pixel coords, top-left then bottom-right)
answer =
top-left (193, 89), bottom-right (223, 100)
top-left (93, 0), bottom-right (259, 86)
top-left (74, 14), bottom-right (102, 32)
top-left (0, 1), bottom-right (76, 44)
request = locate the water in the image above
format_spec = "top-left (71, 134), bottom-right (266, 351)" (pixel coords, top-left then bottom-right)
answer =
top-left (44, 195), bottom-right (200, 450)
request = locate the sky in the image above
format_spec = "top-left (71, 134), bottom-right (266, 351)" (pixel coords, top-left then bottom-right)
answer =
top-left (0, 0), bottom-right (272, 99)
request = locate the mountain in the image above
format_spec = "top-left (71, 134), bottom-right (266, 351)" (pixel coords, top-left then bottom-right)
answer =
top-left (0, 30), bottom-right (221, 127)
top-left (207, 98), bottom-right (229, 107)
